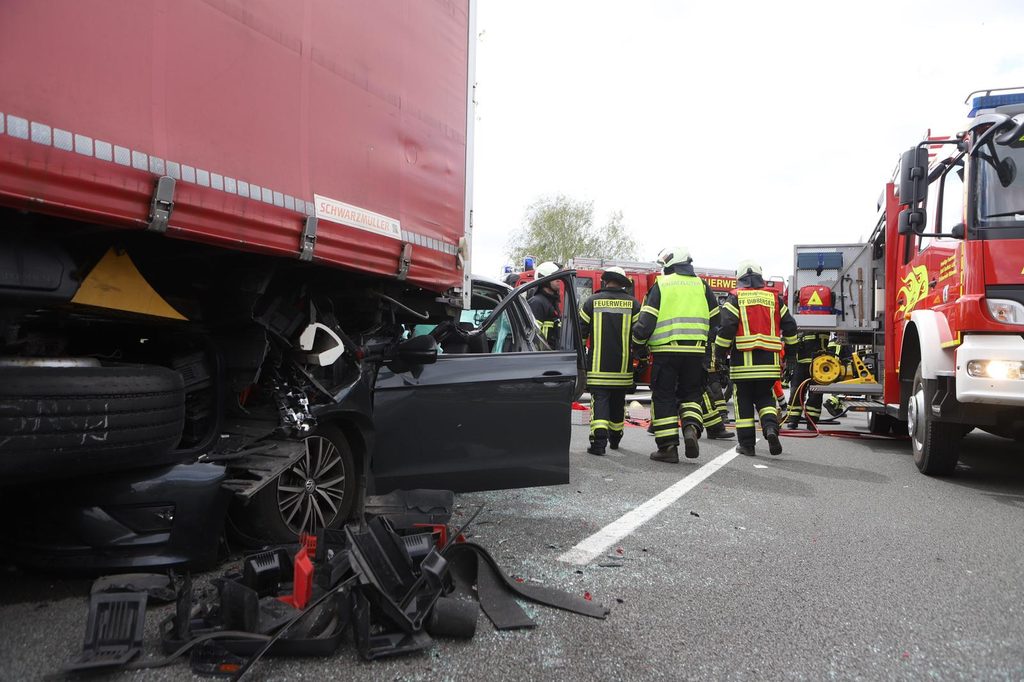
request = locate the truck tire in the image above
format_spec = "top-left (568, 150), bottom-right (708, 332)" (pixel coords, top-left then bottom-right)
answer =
top-left (229, 427), bottom-right (356, 545)
top-left (907, 366), bottom-right (961, 476)
top-left (0, 363), bottom-right (185, 483)
top-left (868, 412), bottom-right (892, 435)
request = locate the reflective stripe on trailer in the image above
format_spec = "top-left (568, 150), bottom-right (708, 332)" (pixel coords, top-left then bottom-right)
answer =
top-left (0, 111), bottom-right (458, 256)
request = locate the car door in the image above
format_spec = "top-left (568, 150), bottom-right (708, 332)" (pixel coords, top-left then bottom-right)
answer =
top-left (371, 271), bottom-right (585, 494)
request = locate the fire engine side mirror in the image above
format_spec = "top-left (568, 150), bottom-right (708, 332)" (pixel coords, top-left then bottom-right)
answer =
top-left (899, 147), bottom-right (929, 205)
top-left (951, 223), bottom-right (965, 239)
top-left (994, 114), bottom-right (1024, 149)
top-left (898, 208), bottom-right (926, 235)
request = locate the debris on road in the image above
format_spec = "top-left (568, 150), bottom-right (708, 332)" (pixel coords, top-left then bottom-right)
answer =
top-left (59, 496), bottom-right (610, 678)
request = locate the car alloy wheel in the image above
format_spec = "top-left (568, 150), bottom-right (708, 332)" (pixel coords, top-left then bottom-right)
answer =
top-left (276, 433), bottom-right (348, 535)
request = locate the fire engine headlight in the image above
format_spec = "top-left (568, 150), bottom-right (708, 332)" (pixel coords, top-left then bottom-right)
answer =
top-left (984, 298), bottom-right (1024, 325)
top-left (966, 359), bottom-right (1024, 380)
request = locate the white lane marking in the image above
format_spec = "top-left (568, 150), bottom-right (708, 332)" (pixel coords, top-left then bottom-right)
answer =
top-left (559, 444), bottom-right (746, 565)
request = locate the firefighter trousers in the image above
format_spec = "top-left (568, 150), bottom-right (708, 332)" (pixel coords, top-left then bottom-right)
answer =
top-left (651, 353), bottom-right (704, 448)
top-left (699, 374), bottom-right (728, 428)
top-left (590, 388), bottom-right (626, 447)
top-left (733, 379), bottom-right (779, 449)
top-left (786, 362), bottom-right (822, 425)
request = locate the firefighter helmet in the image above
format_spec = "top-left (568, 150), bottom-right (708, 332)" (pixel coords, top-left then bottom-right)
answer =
top-left (656, 246), bottom-right (691, 268)
top-left (534, 261), bottom-right (560, 280)
top-left (736, 259), bottom-right (763, 278)
top-left (601, 266), bottom-right (631, 287)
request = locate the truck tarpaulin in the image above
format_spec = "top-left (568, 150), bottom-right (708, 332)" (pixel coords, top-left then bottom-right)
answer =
top-left (0, 0), bottom-right (472, 293)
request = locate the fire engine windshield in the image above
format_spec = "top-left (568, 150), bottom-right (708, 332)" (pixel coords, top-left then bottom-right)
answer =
top-left (976, 142), bottom-right (1024, 235)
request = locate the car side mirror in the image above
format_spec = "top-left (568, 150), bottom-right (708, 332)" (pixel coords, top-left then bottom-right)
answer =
top-left (393, 334), bottom-right (438, 367)
top-left (951, 222), bottom-right (966, 239)
top-left (898, 208), bottom-right (926, 235)
top-left (899, 147), bottom-right (929, 205)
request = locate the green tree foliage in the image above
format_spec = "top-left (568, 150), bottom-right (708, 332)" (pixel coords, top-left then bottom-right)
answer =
top-left (507, 195), bottom-right (639, 266)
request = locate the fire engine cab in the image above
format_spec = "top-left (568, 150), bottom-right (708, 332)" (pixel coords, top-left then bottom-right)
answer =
top-left (791, 88), bottom-right (1024, 475)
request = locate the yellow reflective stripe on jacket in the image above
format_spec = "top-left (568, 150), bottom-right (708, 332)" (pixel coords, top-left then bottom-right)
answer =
top-left (650, 316), bottom-right (711, 343)
top-left (735, 334), bottom-right (783, 351)
top-left (650, 342), bottom-right (706, 354)
top-left (621, 310), bottom-right (631, 373)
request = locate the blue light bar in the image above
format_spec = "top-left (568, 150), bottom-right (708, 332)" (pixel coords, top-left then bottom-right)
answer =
top-left (969, 93), bottom-right (1024, 117)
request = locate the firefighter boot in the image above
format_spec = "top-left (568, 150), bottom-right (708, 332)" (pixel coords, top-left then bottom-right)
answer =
top-left (764, 423), bottom-right (783, 456)
top-left (650, 445), bottom-right (679, 463)
top-left (705, 423), bottom-right (735, 440)
top-left (682, 425), bottom-right (700, 459)
top-left (609, 433), bottom-right (622, 450)
top-left (587, 436), bottom-right (607, 456)
top-left (736, 443), bottom-right (756, 456)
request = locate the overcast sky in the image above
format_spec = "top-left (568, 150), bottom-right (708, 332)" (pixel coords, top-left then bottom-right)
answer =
top-left (470, 0), bottom-right (1024, 279)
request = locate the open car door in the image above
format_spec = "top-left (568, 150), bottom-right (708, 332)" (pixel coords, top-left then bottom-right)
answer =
top-left (370, 271), bottom-right (585, 494)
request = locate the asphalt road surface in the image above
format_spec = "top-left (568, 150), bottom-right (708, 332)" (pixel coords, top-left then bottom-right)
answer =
top-left (1, 413), bottom-right (1022, 680)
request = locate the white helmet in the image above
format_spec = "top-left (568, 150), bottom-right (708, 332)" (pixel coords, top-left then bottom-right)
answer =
top-left (736, 259), bottom-right (763, 278)
top-left (656, 246), bottom-right (691, 268)
top-left (534, 261), bottom-right (560, 280)
top-left (601, 266), bottom-right (631, 287)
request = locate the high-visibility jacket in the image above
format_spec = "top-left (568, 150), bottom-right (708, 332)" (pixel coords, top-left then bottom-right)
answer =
top-left (796, 331), bottom-right (832, 363)
top-left (579, 288), bottom-right (641, 388)
top-left (715, 286), bottom-right (798, 380)
top-left (632, 269), bottom-right (719, 354)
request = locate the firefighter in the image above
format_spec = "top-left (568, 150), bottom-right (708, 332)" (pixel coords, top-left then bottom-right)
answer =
top-left (715, 259), bottom-right (798, 457)
top-left (785, 329), bottom-right (833, 429)
top-left (529, 261), bottom-right (561, 347)
top-left (699, 337), bottom-right (734, 440)
top-left (579, 267), bottom-right (641, 456)
top-left (632, 246), bottom-right (720, 462)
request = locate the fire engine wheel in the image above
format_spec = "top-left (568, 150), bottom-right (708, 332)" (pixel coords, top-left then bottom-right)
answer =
top-left (230, 427), bottom-right (355, 544)
top-left (907, 366), bottom-right (961, 476)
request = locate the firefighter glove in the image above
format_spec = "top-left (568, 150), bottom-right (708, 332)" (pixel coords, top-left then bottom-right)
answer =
top-left (786, 354), bottom-right (798, 374)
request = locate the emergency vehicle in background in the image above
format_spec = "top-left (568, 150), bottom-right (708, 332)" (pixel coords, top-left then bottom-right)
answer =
top-left (789, 88), bottom-right (1024, 475)
top-left (516, 256), bottom-right (786, 309)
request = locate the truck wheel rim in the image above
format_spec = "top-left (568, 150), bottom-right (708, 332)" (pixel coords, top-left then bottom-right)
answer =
top-left (908, 386), bottom-right (925, 451)
top-left (277, 434), bottom-right (346, 535)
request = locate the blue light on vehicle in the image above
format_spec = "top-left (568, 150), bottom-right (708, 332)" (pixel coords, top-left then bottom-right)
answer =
top-left (524, 257), bottom-right (535, 270)
top-left (969, 93), bottom-right (1024, 117)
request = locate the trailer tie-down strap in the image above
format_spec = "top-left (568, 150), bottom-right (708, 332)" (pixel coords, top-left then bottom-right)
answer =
top-left (445, 542), bottom-right (610, 629)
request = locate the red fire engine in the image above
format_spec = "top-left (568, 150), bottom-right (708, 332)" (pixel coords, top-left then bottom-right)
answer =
top-left (515, 256), bottom-right (786, 308)
top-left (791, 88), bottom-right (1024, 475)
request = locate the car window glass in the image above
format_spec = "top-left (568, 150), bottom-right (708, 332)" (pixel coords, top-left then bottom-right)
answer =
top-left (575, 277), bottom-right (594, 303)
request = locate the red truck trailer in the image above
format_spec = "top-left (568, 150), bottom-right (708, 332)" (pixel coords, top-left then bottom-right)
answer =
top-left (0, 0), bottom-right (589, 569)
top-left (790, 89), bottom-right (1024, 475)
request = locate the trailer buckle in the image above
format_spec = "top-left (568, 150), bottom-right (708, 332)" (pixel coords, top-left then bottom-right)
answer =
top-left (299, 216), bottom-right (318, 262)
top-left (147, 176), bottom-right (176, 233)
top-left (396, 242), bottom-right (413, 280)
